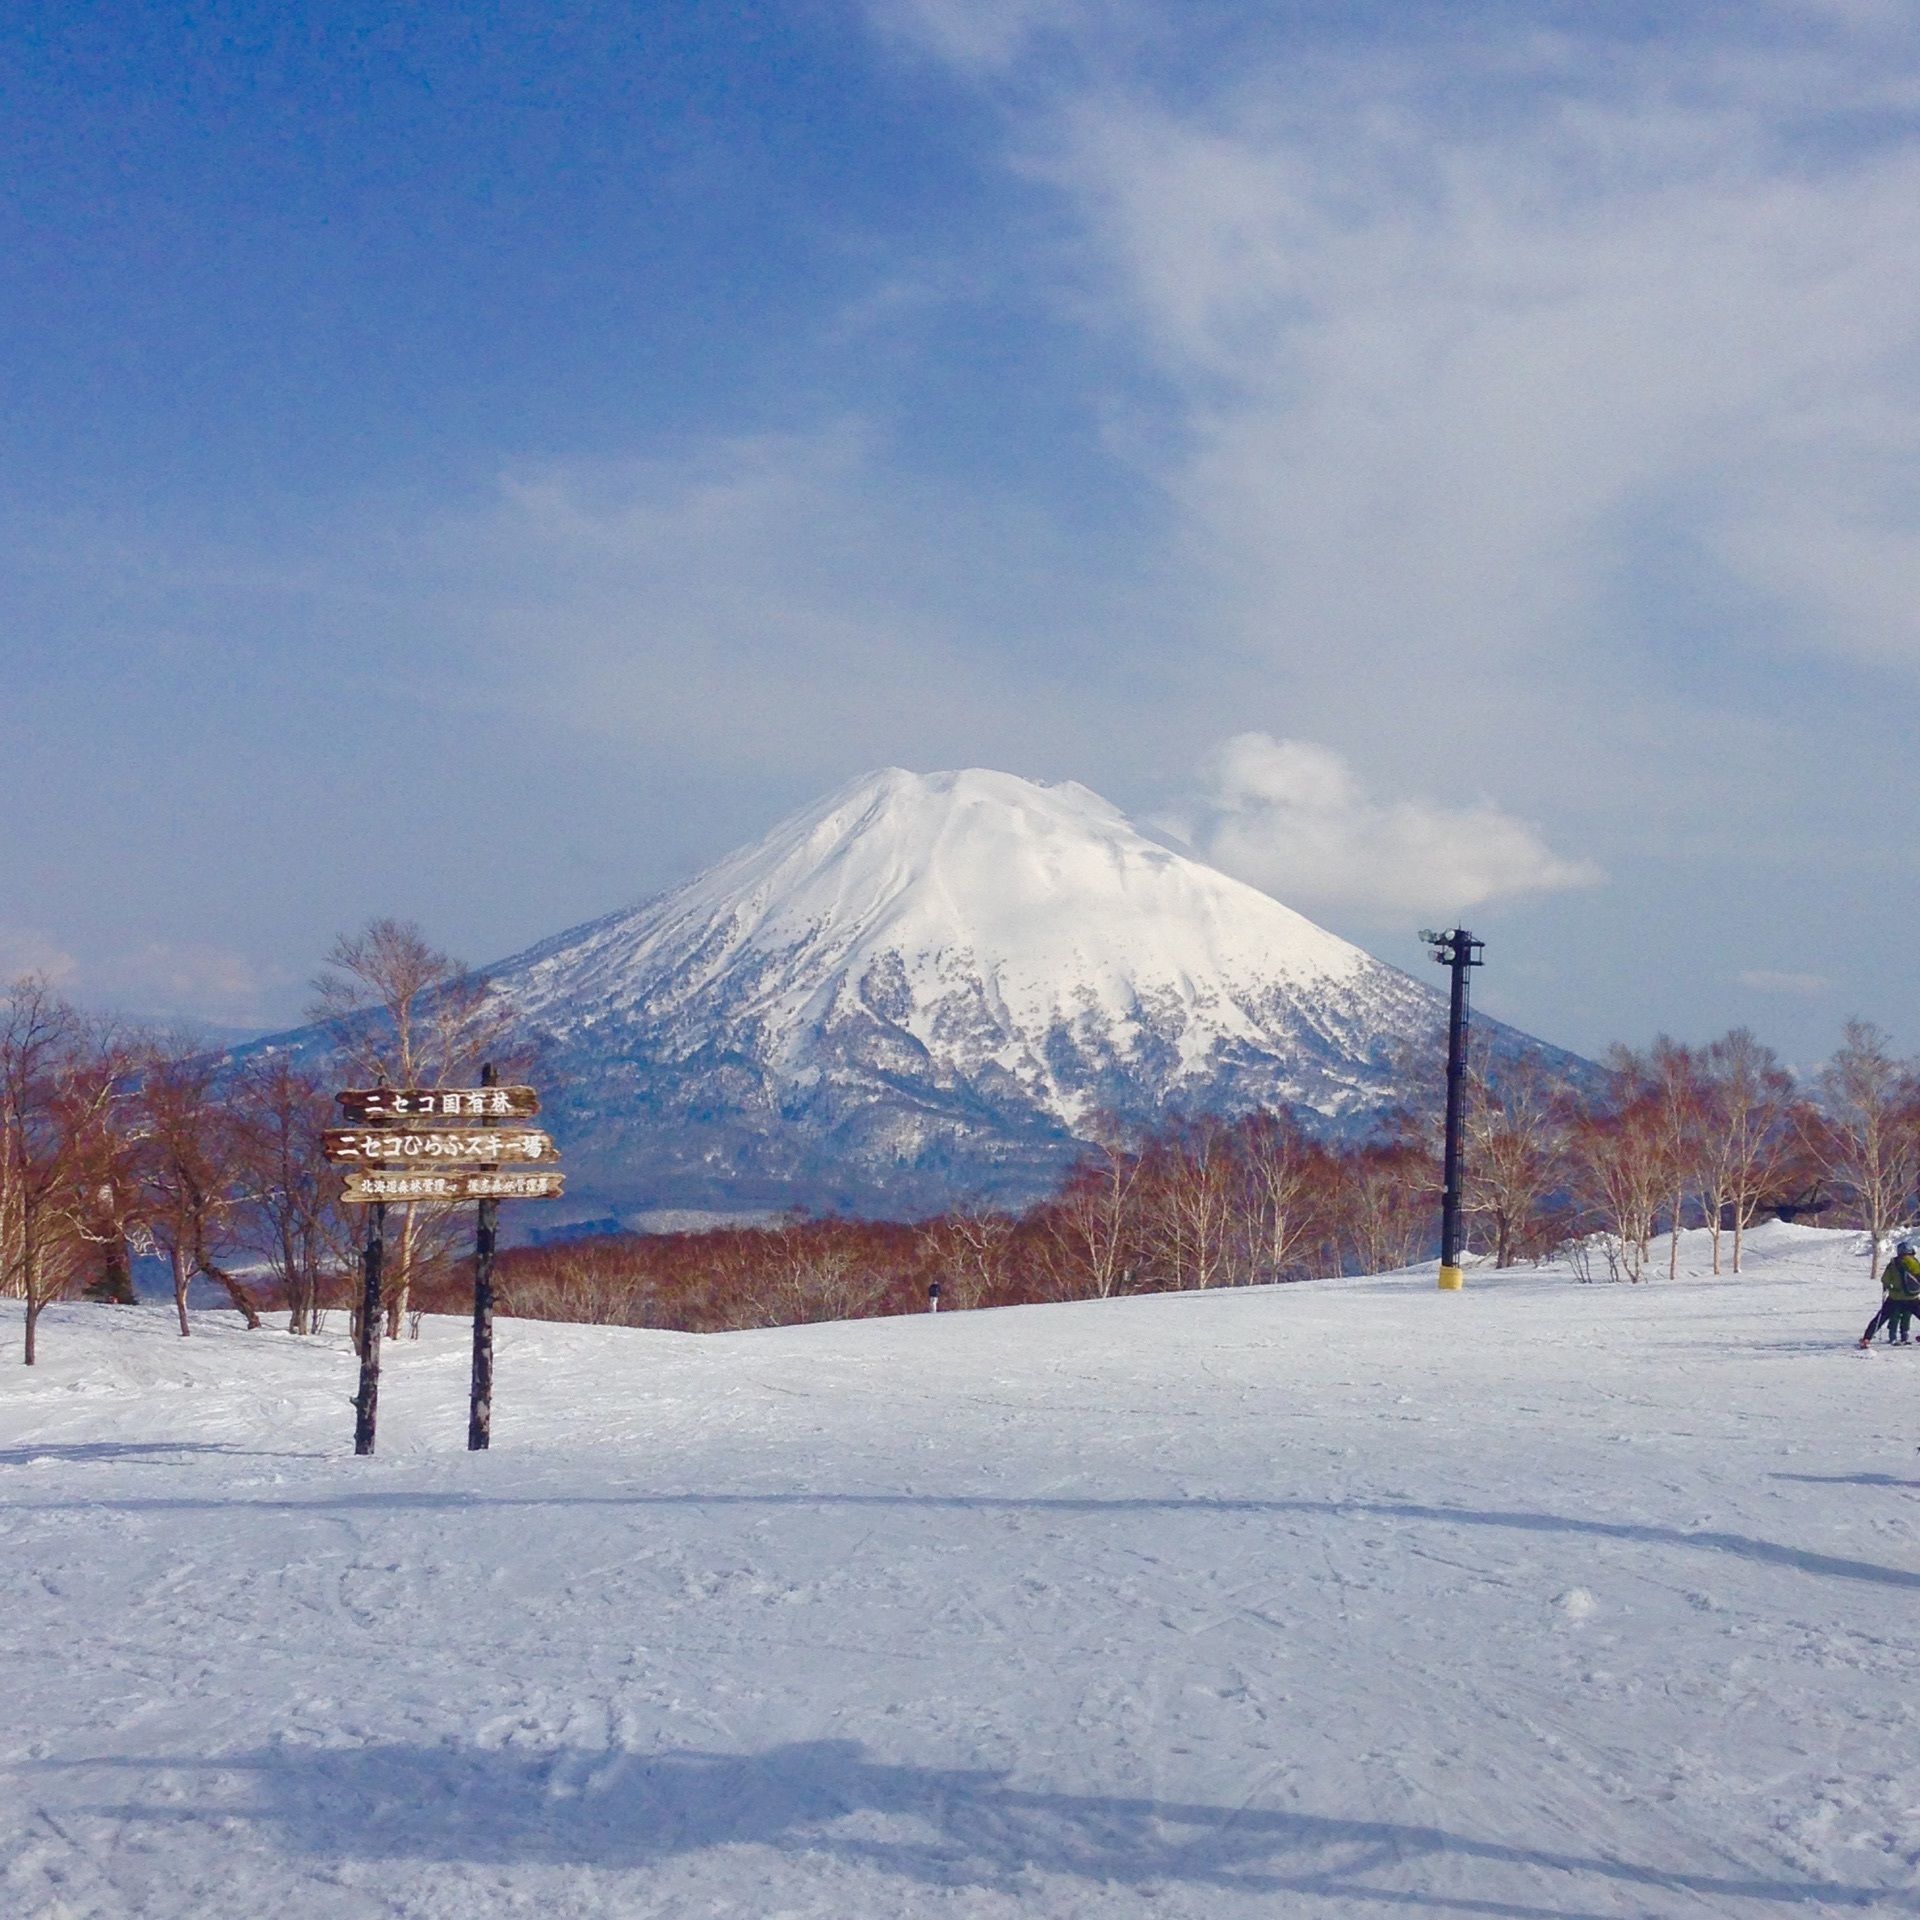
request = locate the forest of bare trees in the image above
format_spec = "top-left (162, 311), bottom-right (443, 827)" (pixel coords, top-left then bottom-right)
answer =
top-left (6, 935), bottom-right (1920, 1357)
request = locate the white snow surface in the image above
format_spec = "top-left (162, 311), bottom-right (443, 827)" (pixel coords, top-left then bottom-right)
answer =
top-left (7, 1222), bottom-right (1920, 1918)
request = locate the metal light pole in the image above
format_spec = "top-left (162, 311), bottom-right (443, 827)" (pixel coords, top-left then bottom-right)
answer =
top-left (469, 1062), bottom-right (499, 1451)
top-left (1422, 927), bottom-right (1484, 1291)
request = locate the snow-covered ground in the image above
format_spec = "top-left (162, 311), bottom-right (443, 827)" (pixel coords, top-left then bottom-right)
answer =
top-left (5, 1222), bottom-right (1920, 1918)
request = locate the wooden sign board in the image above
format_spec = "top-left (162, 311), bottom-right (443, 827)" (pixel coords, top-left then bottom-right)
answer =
top-left (341, 1168), bottom-right (566, 1204)
top-left (324, 1128), bottom-right (559, 1165)
top-left (336, 1086), bottom-right (540, 1123)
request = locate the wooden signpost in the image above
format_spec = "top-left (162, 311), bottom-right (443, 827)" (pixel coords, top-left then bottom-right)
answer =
top-left (337, 1085), bottom-right (540, 1124)
top-left (326, 1128), bottom-right (560, 1165)
top-left (340, 1168), bottom-right (565, 1203)
top-left (335, 1069), bottom-right (559, 1457)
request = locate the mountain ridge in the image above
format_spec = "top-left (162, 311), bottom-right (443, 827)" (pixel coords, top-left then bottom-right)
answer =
top-left (444, 767), bottom-right (1575, 1221)
top-left (244, 767), bottom-right (1581, 1222)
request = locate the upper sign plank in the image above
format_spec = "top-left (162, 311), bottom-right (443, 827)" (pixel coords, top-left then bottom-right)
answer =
top-left (336, 1086), bottom-right (540, 1122)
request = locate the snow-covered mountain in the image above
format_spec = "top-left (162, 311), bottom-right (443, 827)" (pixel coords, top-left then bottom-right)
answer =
top-left (471, 768), bottom-right (1568, 1220)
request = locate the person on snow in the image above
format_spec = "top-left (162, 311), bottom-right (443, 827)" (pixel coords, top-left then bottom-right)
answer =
top-left (1858, 1240), bottom-right (1920, 1347)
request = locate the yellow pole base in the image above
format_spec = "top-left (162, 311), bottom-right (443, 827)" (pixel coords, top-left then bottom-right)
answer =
top-left (1437, 1265), bottom-right (1465, 1291)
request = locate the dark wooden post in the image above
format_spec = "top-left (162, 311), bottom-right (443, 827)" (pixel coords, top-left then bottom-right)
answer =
top-left (468, 1062), bottom-right (498, 1451)
top-left (354, 1199), bottom-right (386, 1455)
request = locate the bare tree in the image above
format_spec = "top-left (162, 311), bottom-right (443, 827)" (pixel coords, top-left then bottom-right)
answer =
top-left (1035, 1122), bottom-right (1142, 1301)
top-left (1236, 1109), bottom-right (1327, 1283)
top-left (1139, 1117), bottom-right (1239, 1290)
top-left (750, 1218), bottom-right (887, 1324)
top-left (1809, 1020), bottom-right (1920, 1275)
top-left (0, 979), bottom-right (124, 1363)
top-left (1564, 1088), bottom-right (1670, 1281)
top-left (231, 1055), bottom-right (352, 1332)
top-left (311, 919), bottom-right (516, 1337)
top-left (916, 1207), bottom-right (1013, 1311)
top-left (1336, 1139), bottom-right (1433, 1276)
top-left (136, 1038), bottom-right (263, 1334)
top-left (1695, 1030), bottom-right (1799, 1273)
top-left (1607, 1039), bottom-right (1706, 1279)
top-left (1464, 1054), bottom-right (1567, 1268)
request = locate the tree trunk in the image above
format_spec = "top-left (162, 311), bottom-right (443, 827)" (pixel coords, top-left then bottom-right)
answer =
top-left (171, 1245), bottom-right (191, 1337)
top-left (199, 1255), bottom-right (263, 1330)
top-left (24, 1293), bottom-right (40, 1365)
top-left (84, 1238), bottom-right (136, 1305)
top-left (386, 1204), bottom-right (417, 1339)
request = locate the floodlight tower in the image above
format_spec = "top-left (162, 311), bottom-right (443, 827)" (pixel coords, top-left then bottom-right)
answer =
top-left (1421, 927), bottom-right (1484, 1290)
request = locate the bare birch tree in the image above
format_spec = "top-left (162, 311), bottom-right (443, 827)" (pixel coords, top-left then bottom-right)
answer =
top-left (1464, 1054), bottom-right (1566, 1268)
top-left (0, 979), bottom-right (124, 1363)
top-left (1564, 1089), bottom-right (1669, 1281)
top-left (311, 919), bottom-right (516, 1336)
top-left (1606, 1039), bottom-right (1706, 1279)
top-left (136, 1038), bottom-right (263, 1334)
top-left (1035, 1123), bottom-right (1142, 1300)
top-left (1140, 1118), bottom-right (1239, 1290)
top-left (1695, 1029), bottom-right (1799, 1273)
top-left (231, 1055), bottom-right (351, 1332)
top-left (1809, 1020), bottom-right (1920, 1275)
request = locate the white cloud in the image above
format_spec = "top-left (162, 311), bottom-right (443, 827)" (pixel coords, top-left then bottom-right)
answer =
top-left (1172, 733), bottom-right (1601, 921)
top-left (1, 927), bottom-right (276, 1026)
top-left (1737, 969), bottom-right (1832, 997)
top-left (0, 929), bottom-right (77, 987)
top-left (962, 18), bottom-right (1920, 810)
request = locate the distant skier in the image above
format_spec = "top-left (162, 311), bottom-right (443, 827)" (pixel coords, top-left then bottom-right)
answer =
top-left (1858, 1239), bottom-right (1920, 1348)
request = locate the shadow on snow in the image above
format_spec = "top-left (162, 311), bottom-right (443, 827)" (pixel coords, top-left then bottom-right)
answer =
top-left (52, 1738), bottom-right (1906, 1917)
top-left (22, 1487), bottom-right (1920, 1592)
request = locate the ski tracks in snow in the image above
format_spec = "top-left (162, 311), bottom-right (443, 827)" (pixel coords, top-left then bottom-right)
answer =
top-left (7, 1227), bottom-right (1920, 1915)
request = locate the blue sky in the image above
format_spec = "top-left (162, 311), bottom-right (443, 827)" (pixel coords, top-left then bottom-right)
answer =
top-left (5, 0), bottom-right (1920, 1066)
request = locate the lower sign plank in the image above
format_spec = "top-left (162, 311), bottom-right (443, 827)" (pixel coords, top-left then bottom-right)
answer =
top-left (341, 1169), bottom-right (566, 1204)
top-left (323, 1128), bottom-right (559, 1164)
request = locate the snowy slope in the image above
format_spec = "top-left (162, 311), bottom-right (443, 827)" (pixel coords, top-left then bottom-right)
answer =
top-left (470, 768), bottom-right (1567, 1219)
top-left (6, 1224), bottom-right (1920, 1919)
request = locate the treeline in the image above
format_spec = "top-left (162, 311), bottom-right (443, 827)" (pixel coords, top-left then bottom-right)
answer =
top-left (452, 1021), bottom-right (1915, 1332)
top-left (7, 927), bottom-right (1919, 1358)
top-left (1, 920), bottom-right (507, 1364)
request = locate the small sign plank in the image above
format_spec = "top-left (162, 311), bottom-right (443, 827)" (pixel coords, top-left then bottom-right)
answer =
top-left (341, 1168), bottom-right (566, 1204)
top-left (336, 1086), bottom-right (540, 1123)
top-left (324, 1128), bottom-right (559, 1166)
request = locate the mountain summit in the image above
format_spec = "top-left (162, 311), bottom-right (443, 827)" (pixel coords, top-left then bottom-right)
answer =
top-left (484, 767), bottom-right (1507, 1220)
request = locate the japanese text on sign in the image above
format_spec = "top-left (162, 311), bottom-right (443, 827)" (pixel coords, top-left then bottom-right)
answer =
top-left (336, 1085), bottom-right (539, 1121)
top-left (323, 1129), bottom-right (558, 1164)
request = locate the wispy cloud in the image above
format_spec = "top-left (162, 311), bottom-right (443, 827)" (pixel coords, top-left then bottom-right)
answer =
top-left (0, 928), bottom-right (78, 986)
top-left (869, 7), bottom-right (1920, 828)
top-left (410, 425), bottom-right (1159, 786)
top-left (1169, 733), bottom-right (1599, 921)
top-left (2, 925), bottom-right (282, 1027)
top-left (1737, 969), bottom-right (1832, 997)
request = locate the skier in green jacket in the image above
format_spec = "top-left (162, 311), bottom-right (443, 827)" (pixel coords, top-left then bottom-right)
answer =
top-left (1859, 1240), bottom-right (1920, 1347)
